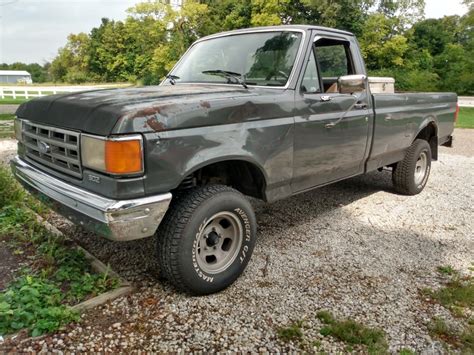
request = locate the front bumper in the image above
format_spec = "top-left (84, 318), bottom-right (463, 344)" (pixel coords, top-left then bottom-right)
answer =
top-left (10, 156), bottom-right (172, 241)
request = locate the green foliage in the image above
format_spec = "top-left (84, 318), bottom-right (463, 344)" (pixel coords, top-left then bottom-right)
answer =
top-left (0, 166), bottom-right (119, 336)
top-left (277, 320), bottom-right (304, 342)
top-left (317, 310), bottom-right (388, 354)
top-left (0, 274), bottom-right (79, 336)
top-left (44, 0), bottom-right (472, 94)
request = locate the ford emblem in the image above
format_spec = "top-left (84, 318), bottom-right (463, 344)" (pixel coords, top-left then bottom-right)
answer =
top-left (37, 141), bottom-right (50, 154)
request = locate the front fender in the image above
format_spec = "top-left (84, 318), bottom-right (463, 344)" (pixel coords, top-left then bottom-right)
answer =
top-left (142, 119), bottom-right (294, 197)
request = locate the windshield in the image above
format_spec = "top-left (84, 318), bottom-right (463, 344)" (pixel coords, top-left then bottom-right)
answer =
top-left (169, 31), bottom-right (303, 87)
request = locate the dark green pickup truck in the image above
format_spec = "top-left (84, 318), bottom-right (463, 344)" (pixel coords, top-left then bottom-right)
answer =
top-left (11, 25), bottom-right (457, 294)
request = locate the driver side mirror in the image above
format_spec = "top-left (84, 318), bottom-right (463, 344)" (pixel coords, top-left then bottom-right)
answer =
top-left (338, 75), bottom-right (367, 95)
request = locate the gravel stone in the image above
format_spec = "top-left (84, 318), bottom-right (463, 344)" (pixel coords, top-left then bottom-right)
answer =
top-left (0, 129), bottom-right (472, 353)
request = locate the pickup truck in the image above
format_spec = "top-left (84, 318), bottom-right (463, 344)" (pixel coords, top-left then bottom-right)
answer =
top-left (11, 25), bottom-right (457, 295)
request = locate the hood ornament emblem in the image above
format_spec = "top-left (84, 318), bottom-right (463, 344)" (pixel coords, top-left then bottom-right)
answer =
top-left (37, 140), bottom-right (50, 154)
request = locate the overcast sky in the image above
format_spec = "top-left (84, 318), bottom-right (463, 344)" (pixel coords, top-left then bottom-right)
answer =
top-left (0, 0), bottom-right (470, 64)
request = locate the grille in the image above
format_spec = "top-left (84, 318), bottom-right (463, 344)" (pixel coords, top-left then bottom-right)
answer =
top-left (22, 120), bottom-right (82, 178)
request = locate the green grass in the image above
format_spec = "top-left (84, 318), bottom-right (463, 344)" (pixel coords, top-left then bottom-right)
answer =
top-left (0, 98), bottom-right (29, 105)
top-left (0, 166), bottom-right (119, 337)
top-left (457, 107), bottom-right (474, 129)
top-left (277, 321), bottom-right (304, 343)
top-left (427, 278), bottom-right (473, 311)
top-left (0, 114), bottom-right (15, 121)
top-left (316, 311), bottom-right (388, 354)
top-left (437, 265), bottom-right (458, 276)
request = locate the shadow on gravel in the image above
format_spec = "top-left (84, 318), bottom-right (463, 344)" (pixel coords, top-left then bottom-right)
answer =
top-left (253, 169), bottom-right (396, 233)
top-left (32, 167), bottom-right (472, 352)
top-left (57, 169), bottom-right (406, 285)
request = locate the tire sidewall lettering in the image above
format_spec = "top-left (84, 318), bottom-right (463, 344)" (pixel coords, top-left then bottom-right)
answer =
top-left (192, 218), bottom-right (215, 283)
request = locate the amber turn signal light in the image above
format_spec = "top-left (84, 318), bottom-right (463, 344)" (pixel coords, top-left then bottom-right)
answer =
top-left (105, 139), bottom-right (143, 174)
top-left (81, 134), bottom-right (144, 176)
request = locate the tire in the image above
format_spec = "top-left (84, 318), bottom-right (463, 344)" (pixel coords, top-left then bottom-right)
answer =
top-left (392, 139), bottom-right (432, 195)
top-left (156, 185), bottom-right (257, 295)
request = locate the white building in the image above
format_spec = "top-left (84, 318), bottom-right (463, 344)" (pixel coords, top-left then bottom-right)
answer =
top-left (0, 70), bottom-right (33, 84)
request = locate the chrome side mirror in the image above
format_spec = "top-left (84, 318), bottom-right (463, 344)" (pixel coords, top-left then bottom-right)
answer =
top-left (338, 75), bottom-right (367, 94)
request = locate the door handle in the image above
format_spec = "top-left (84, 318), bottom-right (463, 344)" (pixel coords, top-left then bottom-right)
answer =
top-left (384, 115), bottom-right (393, 121)
top-left (354, 102), bottom-right (368, 110)
top-left (325, 122), bottom-right (336, 129)
top-left (320, 95), bottom-right (332, 102)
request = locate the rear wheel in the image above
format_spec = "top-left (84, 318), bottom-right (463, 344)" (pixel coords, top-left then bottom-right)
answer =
top-left (157, 185), bottom-right (256, 295)
top-left (392, 139), bottom-right (432, 195)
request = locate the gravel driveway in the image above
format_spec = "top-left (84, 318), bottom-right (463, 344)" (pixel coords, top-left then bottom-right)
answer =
top-left (1, 130), bottom-right (473, 353)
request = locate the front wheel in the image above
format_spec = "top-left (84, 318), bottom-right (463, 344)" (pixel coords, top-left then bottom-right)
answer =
top-left (392, 139), bottom-right (432, 195)
top-left (157, 185), bottom-right (256, 295)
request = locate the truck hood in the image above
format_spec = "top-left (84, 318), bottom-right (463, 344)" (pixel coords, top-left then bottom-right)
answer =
top-left (16, 84), bottom-right (280, 135)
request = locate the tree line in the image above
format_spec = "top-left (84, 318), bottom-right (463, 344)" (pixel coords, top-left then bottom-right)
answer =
top-left (3, 0), bottom-right (473, 94)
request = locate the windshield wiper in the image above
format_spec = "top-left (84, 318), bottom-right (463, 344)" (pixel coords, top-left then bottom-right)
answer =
top-left (166, 74), bottom-right (180, 85)
top-left (202, 70), bottom-right (248, 89)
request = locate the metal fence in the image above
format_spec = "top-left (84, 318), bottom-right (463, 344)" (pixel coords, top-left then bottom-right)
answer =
top-left (0, 85), bottom-right (122, 100)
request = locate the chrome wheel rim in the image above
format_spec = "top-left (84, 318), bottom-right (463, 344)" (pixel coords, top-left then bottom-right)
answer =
top-left (414, 151), bottom-right (428, 185)
top-left (195, 211), bottom-right (243, 274)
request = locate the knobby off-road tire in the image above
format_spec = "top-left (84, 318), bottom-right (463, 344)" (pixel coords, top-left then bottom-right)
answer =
top-left (157, 185), bottom-right (257, 295)
top-left (392, 139), bottom-right (432, 195)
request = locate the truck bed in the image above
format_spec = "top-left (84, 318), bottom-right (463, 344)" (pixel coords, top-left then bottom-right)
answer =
top-left (367, 92), bottom-right (457, 171)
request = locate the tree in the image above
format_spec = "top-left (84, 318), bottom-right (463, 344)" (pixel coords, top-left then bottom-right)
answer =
top-left (50, 33), bottom-right (92, 83)
top-left (359, 14), bottom-right (409, 69)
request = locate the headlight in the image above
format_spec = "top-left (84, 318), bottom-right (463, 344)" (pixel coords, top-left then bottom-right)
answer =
top-left (81, 134), bottom-right (144, 175)
top-left (14, 118), bottom-right (22, 141)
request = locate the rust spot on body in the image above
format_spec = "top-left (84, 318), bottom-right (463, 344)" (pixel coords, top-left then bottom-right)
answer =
top-left (146, 118), bottom-right (167, 132)
top-left (200, 101), bottom-right (211, 109)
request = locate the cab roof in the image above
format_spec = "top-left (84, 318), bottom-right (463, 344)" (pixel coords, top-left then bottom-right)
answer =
top-left (200, 25), bottom-right (354, 41)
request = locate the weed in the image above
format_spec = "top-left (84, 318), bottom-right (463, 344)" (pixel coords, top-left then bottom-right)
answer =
top-left (316, 310), bottom-right (335, 324)
top-left (425, 266), bottom-right (474, 353)
top-left (429, 278), bottom-right (473, 310)
top-left (437, 265), bottom-right (457, 276)
top-left (277, 321), bottom-right (304, 343)
top-left (0, 166), bottom-right (119, 336)
top-left (317, 311), bottom-right (388, 354)
top-left (399, 348), bottom-right (415, 355)
top-left (428, 317), bottom-right (452, 339)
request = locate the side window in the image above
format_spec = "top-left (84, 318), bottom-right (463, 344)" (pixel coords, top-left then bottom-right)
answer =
top-left (301, 50), bottom-right (321, 94)
top-left (314, 39), bottom-right (354, 93)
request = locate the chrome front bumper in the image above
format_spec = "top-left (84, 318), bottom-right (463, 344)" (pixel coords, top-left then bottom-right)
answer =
top-left (10, 156), bottom-right (172, 241)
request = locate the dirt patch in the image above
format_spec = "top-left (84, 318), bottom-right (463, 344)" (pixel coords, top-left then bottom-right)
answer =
top-left (0, 240), bottom-right (28, 290)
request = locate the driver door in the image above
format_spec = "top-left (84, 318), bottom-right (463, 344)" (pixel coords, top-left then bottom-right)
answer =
top-left (291, 36), bottom-right (370, 192)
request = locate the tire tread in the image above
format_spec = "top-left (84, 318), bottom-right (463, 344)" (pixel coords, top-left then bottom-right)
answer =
top-left (392, 139), bottom-right (431, 195)
top-left (157, 185), bottom-right (246, 293)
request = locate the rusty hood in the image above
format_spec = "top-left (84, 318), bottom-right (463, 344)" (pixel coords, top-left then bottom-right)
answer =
top-left (15, 84), bottom-right (265, 136)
